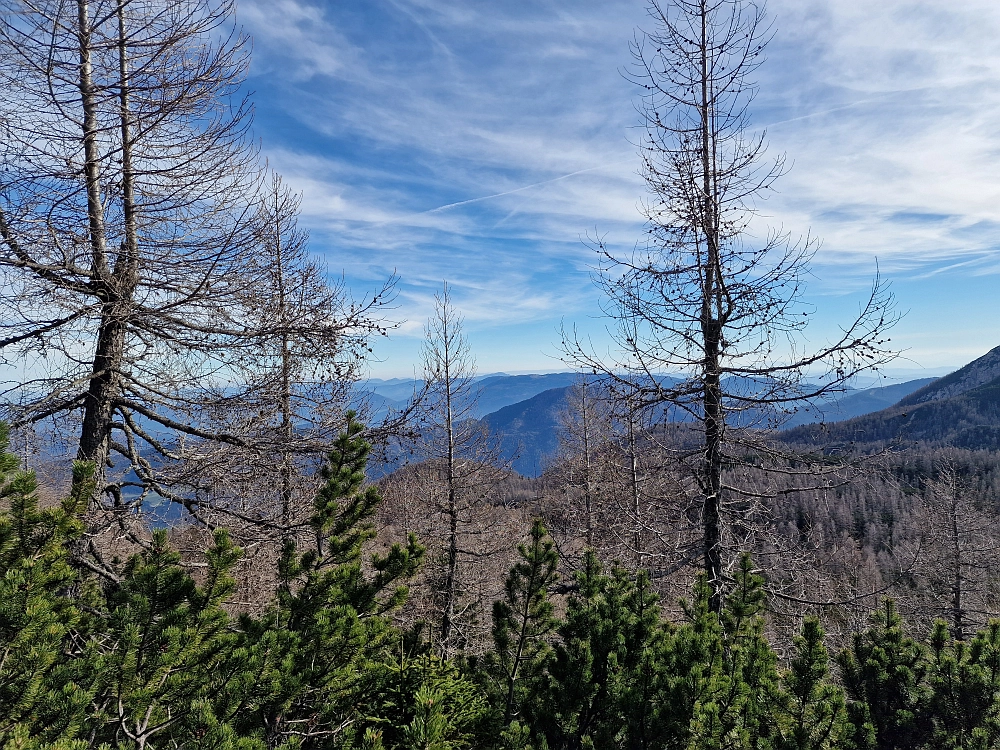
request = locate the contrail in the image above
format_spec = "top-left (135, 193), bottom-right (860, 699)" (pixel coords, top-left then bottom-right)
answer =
top-left (386, 95), bottom-right (897, 222)
top-left (762, 91), bottom-right (904, 128)
top-left (418, 159), bottom-right (632, 216)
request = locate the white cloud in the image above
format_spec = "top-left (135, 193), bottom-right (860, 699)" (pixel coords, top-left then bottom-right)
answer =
top-left (239, 0), bottom-right (1000, 373)
top-left (758, 0), bottom-right (1000, 285)
top-left (239, 0), bottom-right (364, 80)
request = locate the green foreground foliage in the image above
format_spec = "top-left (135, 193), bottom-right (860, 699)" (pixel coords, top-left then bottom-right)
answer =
top-left (4, 422), bottom-right (1000, 749)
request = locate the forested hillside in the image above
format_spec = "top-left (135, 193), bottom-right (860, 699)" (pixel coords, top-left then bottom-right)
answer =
top-left (785, 345), bottom-right (1000, 451)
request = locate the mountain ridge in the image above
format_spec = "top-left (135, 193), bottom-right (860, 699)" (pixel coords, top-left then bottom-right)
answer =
top-left (782, 346), bottom-right (1000, 449)
top-left (897, 345), bottom-right (1000, 406)
top-left (482, 375), bottom-right (946, 477)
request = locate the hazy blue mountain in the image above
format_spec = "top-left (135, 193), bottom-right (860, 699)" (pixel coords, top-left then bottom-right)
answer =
top-left (362, 378), bottom-right (424, 404)
top-left (361, 362), bottom-right (979, 479)
top-left (780, 378), bottom-right (936, 427)
top-left (477, 375), bottom-right (942, 477)
top-left (359, 372), bottom-right (585, 420)
top-left (482, 386), bottom-right (571, 477)
top-left (350, 390), bottom-right (409, 422)
top-left (473, 373), bottom-right (584, 417)
top-left (831, 379), bottom-right (937, 417)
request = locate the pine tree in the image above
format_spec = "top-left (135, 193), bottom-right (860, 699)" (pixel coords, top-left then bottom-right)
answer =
top-left (652, 555), bottom-right (782, 750)
top-left (686, 555), bottom-right (781, 750)
top-left (0, 425), bottom-right (267, 748)
top-left (531, 553), bottom-right (670, 750)
top-left (403, 686), bottom-right (455, 750)
top-left (0, 413), bottom-right (457, 749)
top-left (0, 427), bottom-right (94, 747)
top-left (925, 619), bottom-right (1000, 749)
top-left (838, 600), bottom-right (932, 750)
top-left (776, 618), bottom-right (847, 750)
top-left (620, 570), bottom-right (669, 750)
top-left (345, 652), bottom-right (488, 750)
top-left (531, 551), bottom-right (619, 749)
top-left (653, 573), bottom-right (725, 748)
top-left (89, 528), bottom-right (258, 748)
top-left (243, 411), bottom-right (424, 748)
top-left (480, 519), bottom-right (559, 731)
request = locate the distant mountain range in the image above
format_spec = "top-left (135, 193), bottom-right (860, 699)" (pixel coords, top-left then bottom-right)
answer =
top-left (779, 379), bottom-right (937, 428)
top-left (357, 372), bottom-right (583, 420)
top-left (475, 374), bottom-right (948, 477)
top-left (362, 351), bottom-right (1000, 478)
top-left (482, 387), bottom-right (570, 477)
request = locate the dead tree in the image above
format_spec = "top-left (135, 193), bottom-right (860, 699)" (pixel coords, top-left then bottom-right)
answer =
top-left (0, 1), bottom-right (390, 571)
top-left (546, 378), bottom-right (699, 598)
top-left (417, 283), bottom-right (511, 657)
top-left (553, 376), bottom-right (612, 551)
top-left (164, 175), bottom-right (394, 600)
top-left (563, 0), bottom-right (896, 611)
top-left (915, 464), bottom-right (1000, 639)
top-left (599, 390), bottom-right (702, 592)
top-left (0, 0), bottom-right (257, 495)
top-left (175, 175), bottom-right (392, 530)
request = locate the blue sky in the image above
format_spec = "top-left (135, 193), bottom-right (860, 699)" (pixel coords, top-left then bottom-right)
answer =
top-left (238, 0), bottom-right (1000, 380)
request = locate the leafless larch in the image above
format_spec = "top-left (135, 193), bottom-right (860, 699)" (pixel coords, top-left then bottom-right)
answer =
top-left (0, 0), bottom-right (392, 580)
top-left (562, 0), bottom-right (897, 611)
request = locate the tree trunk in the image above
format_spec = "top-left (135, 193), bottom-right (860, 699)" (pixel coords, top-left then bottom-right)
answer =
top-left (441, 331), bottom-right (458, 656)
top-left (699, 0), bottom-right (725, 613)
top-left (273, 188), bottom-right (295, 541)
top-left (628, 405), bottom-right (643, 570)
top-left (75, 0), bottom-right (129, 502)
top-left (582, 382), bottom-right (594, 547)
top-left (950, 495), bottom-right (965, 640)
top-left (703, 362), bottom-right (724, 613)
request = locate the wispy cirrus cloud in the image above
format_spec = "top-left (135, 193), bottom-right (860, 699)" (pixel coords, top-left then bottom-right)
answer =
top-left (759, 0), bottom-right (1000, 279)
top-left (239, 0), bottom-right (1000, 376)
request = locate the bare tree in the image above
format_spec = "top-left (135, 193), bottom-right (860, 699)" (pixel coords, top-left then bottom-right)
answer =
top-left (545, 379), bottom-right (700, 601)
top-left (174, 175), bottom-right (393, 533)
top-left (0, 0), bottom-right (253, 492)
top-left (0, 1), bottom-right (391, 573)
top-left (563, 0), bottom-right (896, 610)
top-left (914, 465), bottom-right (1000, 639)
top-left (618, 392), bottom-right (648, 569)
top-left (417, 283), bottom-right (511, 656)
top-left (596, 395), bottom-right (702, 592)
top-left (163, 175), bottom-right (395, 601)
top-left (553, 376), bottom-right (611, 550)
